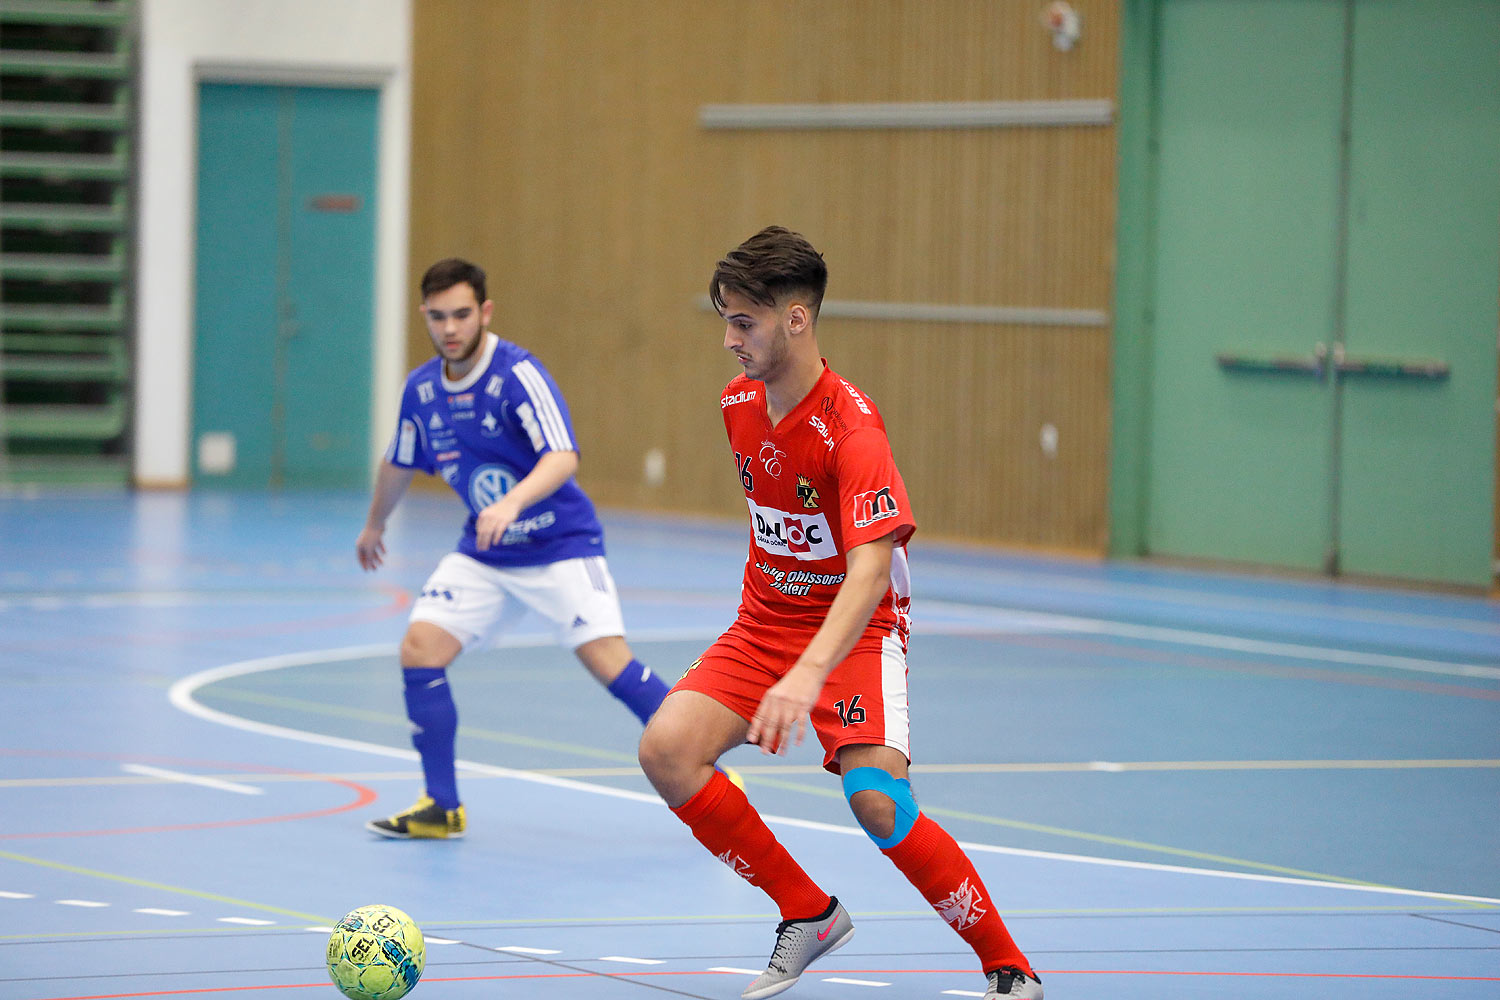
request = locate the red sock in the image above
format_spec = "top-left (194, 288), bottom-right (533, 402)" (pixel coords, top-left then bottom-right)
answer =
top-left (881, 814), bottom-right (1033, 976)
top-left (671, 769), bottom-right (830, 920)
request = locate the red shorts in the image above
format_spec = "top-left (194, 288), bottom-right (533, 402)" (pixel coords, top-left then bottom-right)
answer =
top-left (673, 616), bottom-right (911, 774)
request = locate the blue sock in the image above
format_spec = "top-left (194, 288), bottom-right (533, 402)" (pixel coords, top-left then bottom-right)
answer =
top-left (403, 667), bottom-right (460, 809)
top-left (606, 658), bottom-right (669, 725)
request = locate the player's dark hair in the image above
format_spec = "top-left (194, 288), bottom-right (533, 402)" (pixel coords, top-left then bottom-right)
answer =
top-left (710, 226), bottom-right (827, 319)
top-left (420, 257), bottom-right (487, 304)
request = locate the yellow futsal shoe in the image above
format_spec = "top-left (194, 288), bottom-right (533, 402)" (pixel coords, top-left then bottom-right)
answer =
top-left (366, 796), bottom-right (466, 839)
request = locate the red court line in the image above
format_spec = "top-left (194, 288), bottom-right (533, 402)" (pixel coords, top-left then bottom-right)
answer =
top-left (34, 967), bottom-right (1500, 998)
top-left (0, 750), bottom-right (378, 840)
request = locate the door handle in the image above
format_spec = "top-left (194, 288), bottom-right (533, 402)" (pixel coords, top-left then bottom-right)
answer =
top-left (1330, 341), bottom-right (1449, 380)
top-left (1215, 342), bottom-right (1328, 378)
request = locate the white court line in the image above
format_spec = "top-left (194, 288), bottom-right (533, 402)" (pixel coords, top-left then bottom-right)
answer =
top-left (218, 917), bottom-right (275, 925)
top-left (709, 967), bottom-right (763, 975)
top-left (135, 908), bottom-right (189, 916)
top-left (921, 601), bottom-right (1500, 681)
top-left (823, 978), bottom-right (890, 987)
top-left (940, 991), bottom-right (985, 997)
top-left (56, 899), bottom-right (108, 907)
top-left (0, 891), bottom-right (35, 899)
top-left (121, 763), bottom-right (263, 796)
top-left (599, 955), bottom-right (664, 965)
top-left (168, 642), bottom-right (1500, 908)
top-left (498, 945), bottom-right (561, 955)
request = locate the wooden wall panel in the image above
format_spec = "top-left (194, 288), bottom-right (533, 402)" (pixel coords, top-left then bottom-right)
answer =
top-left (410, 0), bottom-right (1120, 553)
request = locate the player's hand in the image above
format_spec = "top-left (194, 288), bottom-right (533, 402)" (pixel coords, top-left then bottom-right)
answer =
top-left (748, 663), bottom-right (823, 755)
top-left (355, 527), bottom-right (386, 571)
top-left (474, 499), bottom-right (519, 551)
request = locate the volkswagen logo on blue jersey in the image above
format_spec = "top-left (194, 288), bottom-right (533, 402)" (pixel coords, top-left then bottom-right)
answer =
top-left (469, 464), bottom-right (518, 511)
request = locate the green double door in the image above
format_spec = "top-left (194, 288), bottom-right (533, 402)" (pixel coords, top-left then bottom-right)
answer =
top-left (192, 83), bottom-right (378, 488)
top-left (1142, 0), bottom-right (1500, 586)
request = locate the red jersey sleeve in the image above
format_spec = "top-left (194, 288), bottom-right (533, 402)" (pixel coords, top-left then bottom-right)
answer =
top-left (833, 425), bottom-right (915, 548)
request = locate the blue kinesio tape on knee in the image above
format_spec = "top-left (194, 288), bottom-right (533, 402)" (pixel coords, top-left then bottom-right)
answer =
top-left (842, 766), bottom-right (919, 849)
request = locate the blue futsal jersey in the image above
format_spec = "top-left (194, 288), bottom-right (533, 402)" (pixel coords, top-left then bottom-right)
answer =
top-left (385, 332), bottom-right (605, 567)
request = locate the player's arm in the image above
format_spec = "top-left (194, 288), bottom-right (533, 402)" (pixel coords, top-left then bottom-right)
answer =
top-left (473, 449), bottom-right (579, 550)
top-left (747, 535), bottom-right (895, 753)
top-left (357, 461), bottom-right (418, 571)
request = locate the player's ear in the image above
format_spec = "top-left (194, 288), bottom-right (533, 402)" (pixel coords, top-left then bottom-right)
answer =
top-left (786, 302), bottom-right (811, 335)
top-left (480, 298), bottom-right (495, 327)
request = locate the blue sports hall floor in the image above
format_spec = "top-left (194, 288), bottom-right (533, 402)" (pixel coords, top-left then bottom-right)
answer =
top-left (1, 489), bottom-right (1496, 1000)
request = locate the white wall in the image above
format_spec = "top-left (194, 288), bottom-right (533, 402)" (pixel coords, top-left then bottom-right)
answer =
top-left (134, 0), bottom-right (410, 486)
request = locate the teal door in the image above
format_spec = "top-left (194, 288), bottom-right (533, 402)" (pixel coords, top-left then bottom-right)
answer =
top-left (1140, 0), bottom-right (1500, 587)
top-left (192, 83), bottom-right (378, 488)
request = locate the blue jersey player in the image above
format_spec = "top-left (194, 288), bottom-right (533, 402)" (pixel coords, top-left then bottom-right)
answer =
top-left (356, 258), bottom-right (670, 838)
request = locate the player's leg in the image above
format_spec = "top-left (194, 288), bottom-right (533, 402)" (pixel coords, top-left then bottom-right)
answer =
top-left (822, 639), bottom-right (1040, 999)
top-left (645, 653), bottom-right (848, 1000)
top-left (368, 554), bottom-right (510, 840)
top-left (574, 633), bottom-right (669, 725)
top-left (508, 555), bottom-right (672, 725)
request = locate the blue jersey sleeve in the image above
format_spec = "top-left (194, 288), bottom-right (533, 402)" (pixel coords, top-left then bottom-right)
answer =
top-left (503, 356), bottom-right (578, 456)
top-left (385, 377), bottom-right (436, 473)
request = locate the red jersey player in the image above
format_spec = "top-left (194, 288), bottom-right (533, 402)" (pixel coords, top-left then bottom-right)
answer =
top-left (638, 227), bottom-right (1043, 1000)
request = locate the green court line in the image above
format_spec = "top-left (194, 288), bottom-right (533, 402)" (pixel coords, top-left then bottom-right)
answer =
top-left (0, 849), bottom-right (333, 923)
top-left (199, 684), bottom-right (1491, 906)
top-left (206, 687), bottom-right (638, 763)
top-left (744, 774), bottom-right (1408, 891)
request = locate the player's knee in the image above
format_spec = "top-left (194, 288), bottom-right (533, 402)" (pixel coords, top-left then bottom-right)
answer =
top-left (400, 627), bottom-right (457, 669)
top-left (843, 767), bottom-right (919, 849)
top-left (848, 789), bottom-right (897, 839)
top-left (636, 716), bottom-right (679, 782)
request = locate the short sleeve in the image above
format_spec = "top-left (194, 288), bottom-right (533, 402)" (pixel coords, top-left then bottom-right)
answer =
top-left (833, 426), bottom-right (915, 548)
top-left (384, 385), bottom-right (433, 473)
top-left (505, 358), bottom-right (578, 456)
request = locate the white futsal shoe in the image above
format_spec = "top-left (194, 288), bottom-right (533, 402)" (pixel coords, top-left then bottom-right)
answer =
top-left (741, 897), bottom-right (853, 1000)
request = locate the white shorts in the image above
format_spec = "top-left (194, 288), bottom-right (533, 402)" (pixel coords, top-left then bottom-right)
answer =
top-left (410, 552), bottom-right (627, 651)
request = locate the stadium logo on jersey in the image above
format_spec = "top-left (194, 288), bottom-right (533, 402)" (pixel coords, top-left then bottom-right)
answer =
top-left (747, 499), bottom-right (836, 560)
top-left (417, 381), bottom-right (435, 404)
top-left (796, 475), bottom-right (820, 509)
top-left (933, 878), bottom-right (987, 931)
top-left (759, 440), bottom-right (786, 479)
top-left (516, 401), bottom-right (546, 451)
top-left (840, 378), bottom-right (872, 415)
top-left (428, 412), bottom-right (445, 431)
top-left (469, 463), bottom-right (518, 510)
top-left (852, 486), bottom-right (900, 528)
top-left (485, 374), bottom-right (504, 397)
top-left (721, 389), bottom-right (757, 409)
top-left (809, 414), bottom-right (835, 450)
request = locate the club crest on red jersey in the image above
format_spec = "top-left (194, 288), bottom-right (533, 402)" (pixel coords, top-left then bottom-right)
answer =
top-left (796, 475), bottom-right (820, 509)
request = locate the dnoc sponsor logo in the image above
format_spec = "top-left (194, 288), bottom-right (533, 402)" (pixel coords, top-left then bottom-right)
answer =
top-left (721, 389), bottom-right (757, 409)
top-left (852, 486), bottom-right (899, 528)
top-left (746, 498), bottom-right (836, 561)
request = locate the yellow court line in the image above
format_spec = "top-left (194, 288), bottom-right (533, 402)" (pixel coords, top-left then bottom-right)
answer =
top-left (9, 758), bottom-right (1497, 789)
top-left (0, 849), bottom-right (332, 924)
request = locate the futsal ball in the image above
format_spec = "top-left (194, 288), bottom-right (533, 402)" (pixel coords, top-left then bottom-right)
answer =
top-left (325, 904), bottom-right (425, 1000)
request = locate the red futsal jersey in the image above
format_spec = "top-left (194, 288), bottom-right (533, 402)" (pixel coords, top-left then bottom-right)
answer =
top-left (721, 362), bottom-right (916, 643)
